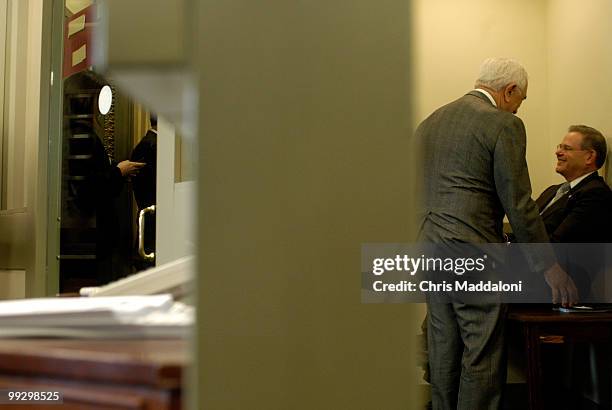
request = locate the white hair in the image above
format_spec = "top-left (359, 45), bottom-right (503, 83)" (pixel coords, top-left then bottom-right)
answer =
top-left (474, 57), bottom-right (528, 91)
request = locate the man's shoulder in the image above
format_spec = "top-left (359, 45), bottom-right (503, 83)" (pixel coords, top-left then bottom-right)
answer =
top-left (416, 93), bottom-right (524, 145)
top-left (143, 130), bottom-right (158, 144)
top-left (420, 92), bottom-right (500, 122)
top-left (575, 174), bottom-right (612, 196)
top-left (454, 93), bottom-right (519, 124)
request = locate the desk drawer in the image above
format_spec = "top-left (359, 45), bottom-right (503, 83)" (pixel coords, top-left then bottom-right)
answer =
top-left (539, 323), bottom-right (612, 342)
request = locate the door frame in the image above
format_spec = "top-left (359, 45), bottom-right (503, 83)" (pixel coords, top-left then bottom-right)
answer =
top-left (44, 0), bottom-right (65, 296)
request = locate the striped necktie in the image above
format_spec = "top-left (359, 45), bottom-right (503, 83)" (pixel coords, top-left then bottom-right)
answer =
top-left (540, 182), bottom-right (570, 214)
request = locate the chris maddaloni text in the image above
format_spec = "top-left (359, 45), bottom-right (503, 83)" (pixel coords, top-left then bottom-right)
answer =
top-left (372, 280), bottom-right (523, 293)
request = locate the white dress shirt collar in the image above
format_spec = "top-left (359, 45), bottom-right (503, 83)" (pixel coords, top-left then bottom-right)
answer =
top-left (473, 88), bottom-right (497, 107)
top-left (569, 171), bottom-right (596, 189)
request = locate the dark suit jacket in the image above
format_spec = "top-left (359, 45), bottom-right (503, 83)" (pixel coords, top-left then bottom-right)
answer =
top-left (416, 91), bottom-right (554, 271)
top-left (72, 132), bottom-right (125, 284)
top-left (536, 172), bottom-right (612, 299)
top-left (536, 172), bottom-right (612, 243)
top-left (130, 129), bottom-right (157, 210)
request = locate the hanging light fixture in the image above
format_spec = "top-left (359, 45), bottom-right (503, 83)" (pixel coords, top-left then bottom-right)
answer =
top-left (98, 85), bottom-right (113, 115)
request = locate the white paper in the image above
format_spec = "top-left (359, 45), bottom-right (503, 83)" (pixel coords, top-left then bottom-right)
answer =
top-left (0, 296), bottom-right (192, 339)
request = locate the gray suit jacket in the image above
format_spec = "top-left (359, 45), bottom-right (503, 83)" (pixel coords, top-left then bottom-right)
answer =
top-left (416, 91), bottom-right (553, 271)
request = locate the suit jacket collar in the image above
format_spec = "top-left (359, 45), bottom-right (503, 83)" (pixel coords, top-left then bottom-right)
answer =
top-left (538, 185), bottom-right (565, 218)
top-left (539, 172), bottom-right (601, 218)
top-left (466, 90), bottom-right (495, 107)
top-left (570, 171), bottom-right (600, 191)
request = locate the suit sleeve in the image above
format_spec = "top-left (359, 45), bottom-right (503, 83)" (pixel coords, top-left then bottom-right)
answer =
top-left (493, 116), bottom-right (555, 271)
top-left (90, 134), bottom-right (124, 198)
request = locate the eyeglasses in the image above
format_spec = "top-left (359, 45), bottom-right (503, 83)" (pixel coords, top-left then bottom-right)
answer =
top-left (556, 144), bottom-right (591, 152)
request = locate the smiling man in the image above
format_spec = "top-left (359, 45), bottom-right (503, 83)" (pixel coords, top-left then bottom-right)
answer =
top-left (537, 125), bottom-right (612, 243)
top-left (535, 125), bottom-right (612, 402)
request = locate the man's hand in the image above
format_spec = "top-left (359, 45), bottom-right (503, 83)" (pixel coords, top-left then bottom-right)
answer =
top-left (117, 160), bottom-right (145, 177)
top-left (544, 262), bottom-right (579, 307)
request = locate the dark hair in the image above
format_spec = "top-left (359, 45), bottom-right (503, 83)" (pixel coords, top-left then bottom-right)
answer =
top-left (570, 124), bottom-right (607, 169)
top-left (150, 114), bottom-right (158, 128)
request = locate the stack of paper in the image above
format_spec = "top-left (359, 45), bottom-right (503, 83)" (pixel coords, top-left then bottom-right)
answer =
top-left (0, 294), bottom-right (193, 339)
top-left (556, 305), bottom-right (612, 313)
top-left (80, 256), bottom-right (194, 301)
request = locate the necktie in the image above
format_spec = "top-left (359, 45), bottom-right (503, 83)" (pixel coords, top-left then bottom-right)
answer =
top-left (540, 182), bottom-right (570, 214)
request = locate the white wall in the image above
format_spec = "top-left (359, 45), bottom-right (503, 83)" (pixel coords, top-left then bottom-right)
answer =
top-left (155, 117), bottom-right (196, 265)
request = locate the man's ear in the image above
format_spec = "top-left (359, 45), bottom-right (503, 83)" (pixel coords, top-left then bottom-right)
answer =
top-left (503, 83), bottom-right (517, 102)
top-left (586, 150), bottom-right (597, 166)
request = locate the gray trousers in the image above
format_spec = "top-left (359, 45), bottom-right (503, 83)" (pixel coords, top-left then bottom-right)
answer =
top-left (427, 302), bottom-right (507, 410)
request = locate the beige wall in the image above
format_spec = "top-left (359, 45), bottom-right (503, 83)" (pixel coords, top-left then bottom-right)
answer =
top-left (414, 0), bottom-right (552, 194)
top-left (413, 0), bottom-right (612, 194)
top-left (0, 270), bottom-right (24, 299)
top-left (547, 0), bottom-right (612, 182)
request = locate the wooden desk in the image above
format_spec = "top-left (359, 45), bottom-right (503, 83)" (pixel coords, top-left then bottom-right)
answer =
top-left (508, 305), bottom-right (612, 410)
top-left (0, 339), bottom-right (187, 409)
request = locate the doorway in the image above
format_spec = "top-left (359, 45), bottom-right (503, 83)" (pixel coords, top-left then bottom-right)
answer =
top-left (46, 0), bottom-right (196, 295)
top-left (59, 69), bottom-right (157, 292)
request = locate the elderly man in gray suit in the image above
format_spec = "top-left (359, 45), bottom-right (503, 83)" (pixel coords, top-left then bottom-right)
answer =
top-left (416, 57), bottom-right (578, 409)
